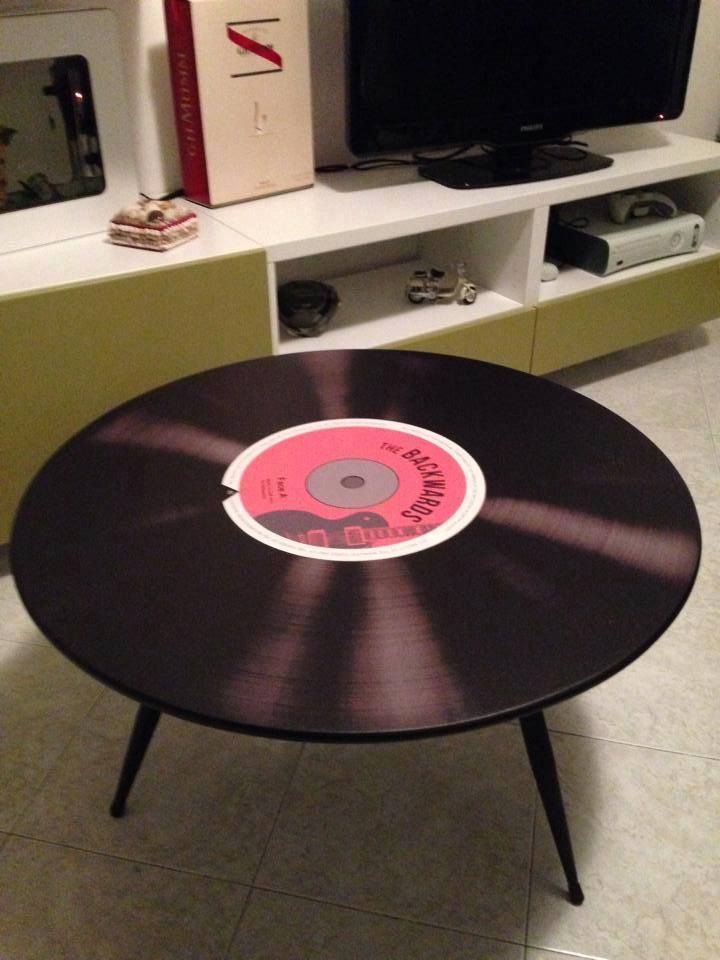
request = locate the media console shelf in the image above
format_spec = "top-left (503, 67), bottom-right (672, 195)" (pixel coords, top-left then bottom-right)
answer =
top-left (2, 128), bottom-right (720, 542)
top-left (205, 128), bottom-right (720, 373)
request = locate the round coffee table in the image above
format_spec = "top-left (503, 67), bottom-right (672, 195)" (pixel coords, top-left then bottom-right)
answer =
top-left (10, 350), bottom-right (700, 906)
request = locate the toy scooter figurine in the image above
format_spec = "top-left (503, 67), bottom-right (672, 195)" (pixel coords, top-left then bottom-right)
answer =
top-left (406, 260), bottom-right (477, 305)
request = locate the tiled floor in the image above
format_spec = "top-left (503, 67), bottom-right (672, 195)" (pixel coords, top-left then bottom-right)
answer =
top-left (1, 320), bottom-right (719, 960)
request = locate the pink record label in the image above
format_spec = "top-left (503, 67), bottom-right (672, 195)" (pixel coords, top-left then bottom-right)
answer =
top-left (222, 419), bottom-right (486, 561)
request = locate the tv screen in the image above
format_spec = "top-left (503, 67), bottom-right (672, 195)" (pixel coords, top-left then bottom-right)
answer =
top-left (346, 0), bottom-right (700, 188)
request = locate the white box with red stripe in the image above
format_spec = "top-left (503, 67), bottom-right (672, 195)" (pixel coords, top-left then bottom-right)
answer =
top-left (165, 0), bottom-right (314, 206)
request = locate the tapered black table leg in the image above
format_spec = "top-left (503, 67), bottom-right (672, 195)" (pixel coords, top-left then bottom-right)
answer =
top-left (109, 704), bottom-right (162, 818)
top-left (520, 711), bottom-right (584, 905)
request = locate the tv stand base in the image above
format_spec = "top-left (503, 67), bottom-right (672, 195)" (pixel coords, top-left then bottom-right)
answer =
top-left (419, 144), bottom-right (613, 189)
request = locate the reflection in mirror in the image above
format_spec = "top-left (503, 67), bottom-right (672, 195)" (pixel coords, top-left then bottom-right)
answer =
top-left (0, 55), bottom-right (105, 215)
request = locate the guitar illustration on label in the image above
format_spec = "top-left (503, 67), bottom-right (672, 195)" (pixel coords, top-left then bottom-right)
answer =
top-left (254, 509), bottom-right (437, 549)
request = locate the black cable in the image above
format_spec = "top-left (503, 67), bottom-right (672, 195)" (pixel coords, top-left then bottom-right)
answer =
top-left (413, 143), bottom-right (475, 164)
top-left (317, 138), bottom-right (591, 177)
top-left (314, 157), bottom-right (412, 173)
top-left (353, 156), bottom-right (417, 170)
top-left (315, 144), bottom-right (477, 175)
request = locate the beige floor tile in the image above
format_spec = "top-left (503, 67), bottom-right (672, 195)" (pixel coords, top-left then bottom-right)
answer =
top-left (14, 689), bottom-right (302, 882)
top-left (693, 315), bottom-right (720, 347)
top-left (0, 835), bottom-right (248, 960)
top-left (0, 639), bottom-right (104, 831)
top-left (693, 318), bottom-right (720, 418)
top-left (545, 499), bottom-right (720, 757)
top-left (544, 633), bottom-right (719, 759)
top-left (0, 572), bottom-right (50, 646)
top-left (549, 329), bottom-right (709, 434)
top-left (528, 735), bottom-right (720, 960)
top-left (692, 497), bottom-right (720, 601)
top-left (549, 327), bottom-right (705, 390)
top-left (693, 322), bottom-right (720, 372)
top-left (634, 423), bottom-right (719, 507)
top-left (229, 889), bottom-right (524, 960)
top-left (699, 370), bottom-right (720, 435)
top-left (255, 725), bottom-right (535, 943)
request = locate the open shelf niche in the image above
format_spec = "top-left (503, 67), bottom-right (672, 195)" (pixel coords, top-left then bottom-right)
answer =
top-left (271, 210), bottom-right (544, 353)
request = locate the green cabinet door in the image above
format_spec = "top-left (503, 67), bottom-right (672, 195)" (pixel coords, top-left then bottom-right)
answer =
top-left (1, 251), bottom-right (270, 542)
top-left (388, 308), bottom-right (535, 371)
top-left (532, 255), bottom-right (720, 375)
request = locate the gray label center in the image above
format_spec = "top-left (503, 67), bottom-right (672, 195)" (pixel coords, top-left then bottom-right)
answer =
top-left (306, 458), bottom-right (399, 508)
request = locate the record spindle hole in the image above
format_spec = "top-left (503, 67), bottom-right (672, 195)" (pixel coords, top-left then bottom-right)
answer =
top-left (341, 475), bottom-right (365, 489)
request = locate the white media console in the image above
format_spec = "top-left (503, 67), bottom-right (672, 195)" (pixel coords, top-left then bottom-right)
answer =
top-left (2, 126), bottom-right (720, 541)
top-left (199, 128), bottom-right (720, 371)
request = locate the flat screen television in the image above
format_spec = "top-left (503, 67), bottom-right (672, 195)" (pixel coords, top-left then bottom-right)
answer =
top-left (345, 0), bottom-right (701, 189)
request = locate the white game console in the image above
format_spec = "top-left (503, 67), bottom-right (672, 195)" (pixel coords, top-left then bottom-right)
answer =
top-left (548, 198), bottom-right (704, 276)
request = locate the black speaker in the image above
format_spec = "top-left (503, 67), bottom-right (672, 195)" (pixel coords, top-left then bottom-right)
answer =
top-left (277, 280), bottom-right (339, 337)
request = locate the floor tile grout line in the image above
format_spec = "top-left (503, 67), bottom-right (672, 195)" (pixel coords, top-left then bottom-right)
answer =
top-left (694, 315), bottom-right (720, 474)
top-left (710, 430), bottom-right (720, 474)
top-left (1, 830), bottom-right (255, 887)
top-left (0, 635), bottom-right (53, 649)
top-left (543, 725), bottom-right (720, 762)
top-left (523, 789), bottom-right (540, 957)
top-left (4, 831), bottom-right (532, 958)
top-left (249, 741), bottom-right (306, 881)
top-left (222, 886), bottom-right (257, 960)
top-left (699, 377), bottom-right (717, 440)
top-left (3, 682), bottom-right (107, 836)
top-left (220, 747), bottom-right (309, 960)
top-left (240, 881), bottom-right (529, 952)
top-left (692, 324), bottom-right (720, 444)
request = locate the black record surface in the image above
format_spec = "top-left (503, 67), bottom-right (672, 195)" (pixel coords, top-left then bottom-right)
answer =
top-left (10, 350), bottom-right (701, 740)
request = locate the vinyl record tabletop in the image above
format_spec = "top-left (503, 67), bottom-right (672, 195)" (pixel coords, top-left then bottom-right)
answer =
top-left (10, 350), bottom-right (701, 741)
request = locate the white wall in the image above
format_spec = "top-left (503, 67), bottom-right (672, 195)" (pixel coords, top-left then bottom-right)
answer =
top-left (665, 0), bottom-right (720, 140)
